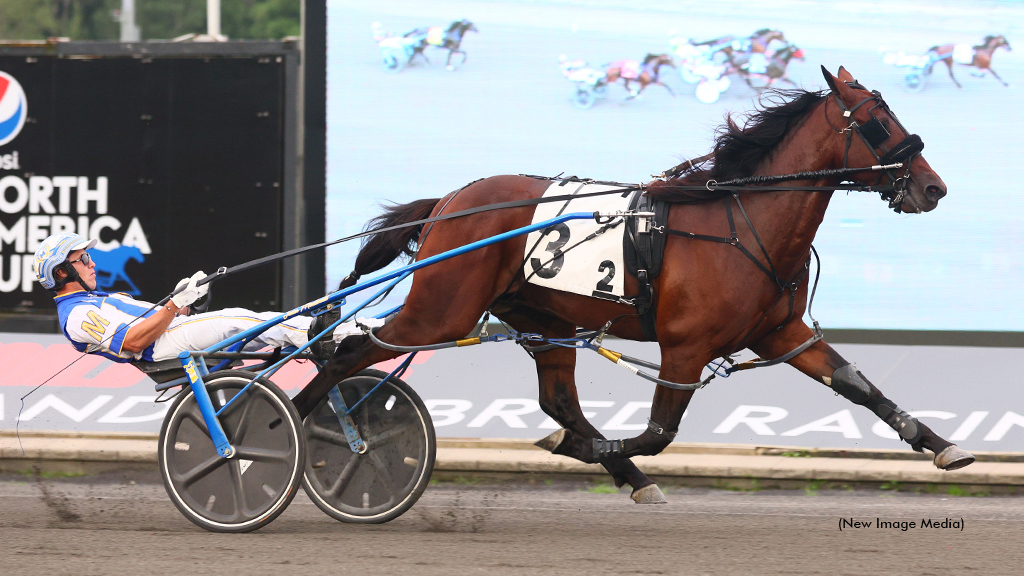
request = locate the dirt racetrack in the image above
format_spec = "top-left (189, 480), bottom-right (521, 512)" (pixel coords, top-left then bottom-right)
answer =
top-left (2, 473), bottom-right (1023, 575)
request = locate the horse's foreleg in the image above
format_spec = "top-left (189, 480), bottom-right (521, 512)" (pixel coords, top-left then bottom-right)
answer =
top-left (658, 81), bottom-right (675, 96)
top-left (445, 49), bottom-right (466, 70)
top-left (751, 323), bottom-right (975, 471)
top-left (986, 67), bottom-right (1010, 86)
top-left (498, 308), bottom-right (659, 499)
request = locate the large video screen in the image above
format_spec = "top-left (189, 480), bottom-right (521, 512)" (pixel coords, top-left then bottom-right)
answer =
top-left (325, 0), bottom-right (1022, 332)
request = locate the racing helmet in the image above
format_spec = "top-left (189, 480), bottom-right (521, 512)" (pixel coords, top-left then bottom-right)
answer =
top-left (32, 232), bottom-right (97, 291)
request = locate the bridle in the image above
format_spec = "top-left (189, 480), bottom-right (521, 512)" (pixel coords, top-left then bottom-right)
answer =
top-left (825, 81), bottom-right (924, 212)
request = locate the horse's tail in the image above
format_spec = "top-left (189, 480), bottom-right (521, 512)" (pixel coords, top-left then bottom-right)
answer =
top-left (337, 198), bottom-right (442, 290)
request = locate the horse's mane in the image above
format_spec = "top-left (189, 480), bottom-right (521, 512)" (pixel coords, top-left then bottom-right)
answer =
top-left (642, 53), bottom-right (661, 64)
top-left (647, 88), bottom-right (827, 204)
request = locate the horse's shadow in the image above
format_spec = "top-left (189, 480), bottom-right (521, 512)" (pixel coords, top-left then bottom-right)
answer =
top-left (90, 245), bottom-right (145, 295)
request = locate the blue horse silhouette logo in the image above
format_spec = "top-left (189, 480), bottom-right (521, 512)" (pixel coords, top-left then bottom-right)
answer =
top-left (90, 245), bottom-right (145, 295)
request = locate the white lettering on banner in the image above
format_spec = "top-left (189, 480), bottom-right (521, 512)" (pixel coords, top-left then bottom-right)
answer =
top-left (29, 176), bottom-right (55, 213)
top-left (96, 396), bottom-right (167, 424)
top-left (27, 215), bottom-right (50, 250)
top-left (51, 215), bottom-right (75, 235)
top-left (20, 253), bottom-right (33, 292)
top-left (871, 411), bottom-right (954, 440)
top-left (90, 216), bottom-right (121, 250)
top-left (19, 394), bottom-right (113, 422)
top-left (783, 409), bottom-right (863, 439)
top-left (983, 412), bottom-right (1024, 441)
top-left (121, 218), bottom-right (152, 254)
top-left (0, 217), bottom-right (25, 251)
top-left (466, 399), bottom-right (540, 428)
top-left (52, 176), bottom-right (76, 213)
top-left (0, 175), bottom-right (29, 213)
top-left (425, 399), bottom-right (473, 427)
top-left (540, 400), bottom-right (614, 429)
top-left (950, 411), bottom-right (989, 441)
top-left (77, 177), bottom-right (108, 214)
top-left (0, 152), bottom-right (19, 170)
top-left (0, 255), bottom-right (19, 292)
top-left (602, 401), bottom-right (652, 431)
top-left (713, 405), bottom-right (789, 435)
top-left (0, 175), bottom-right (152, 292)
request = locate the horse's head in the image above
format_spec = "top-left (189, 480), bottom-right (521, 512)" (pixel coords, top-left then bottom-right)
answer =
top-left (993, 34), bottom-right (1011, 51)
top-left (644, 53), bottom-right (675, 68)
top-left (821, 66), bottom-right (946, 214)
top-left (125, 245), bottom-right (145, 262)
top-left (450, 20), bottom-right (478, 34)
top-left (754, 29), bottom-right (785, 43)
top-left (781, 44), bottom-right (804, 62)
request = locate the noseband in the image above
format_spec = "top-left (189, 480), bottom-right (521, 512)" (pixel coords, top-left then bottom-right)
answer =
top-left (828, 81), bottom-right (925, 212)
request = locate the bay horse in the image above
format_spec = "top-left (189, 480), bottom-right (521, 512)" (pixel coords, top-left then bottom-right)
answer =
top-left (604, 53), bottom-right (675, 98)
top-left (293, 66), bottom-right (973, 503)
top-left (927, 34), bottom-right (1011, 88)
top-left (411, 19), bottom-right (478, 70)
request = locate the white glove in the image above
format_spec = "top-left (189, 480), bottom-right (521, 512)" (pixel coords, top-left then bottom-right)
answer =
top-left (171, 271), bottom-right (209, 308)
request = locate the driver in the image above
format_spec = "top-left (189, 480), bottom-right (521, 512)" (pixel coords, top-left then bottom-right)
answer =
top-left (31, 232), bottom-right (372, 363)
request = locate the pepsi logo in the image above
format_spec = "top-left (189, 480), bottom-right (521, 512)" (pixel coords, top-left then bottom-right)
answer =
top-left (0, 71), bottom-right (27, 147)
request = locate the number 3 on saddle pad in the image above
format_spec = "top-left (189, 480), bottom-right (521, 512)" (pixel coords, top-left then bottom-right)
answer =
top-left (524, 182), bottom-right (630, 302)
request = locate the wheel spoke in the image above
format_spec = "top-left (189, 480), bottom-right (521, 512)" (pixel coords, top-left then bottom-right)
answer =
top-left (327, 453), bottom-right (362, 497)
top-left (367, 451), bottom-right (396, 498)
top-left (307, 422), bottom-right (352, 448)
top-left (228, 394), bottom-right (256, 445)
top-left (233, 446), bottom-right (293, 463)
top-left (175, 454), bottom-right (228, 488)
top-left (183, 407), bottom-right (211, 438)
top-left (365, 420), bottom-right (417, 449)
top-left (358, 391), bottom-right (374, 437)
top-left (227, 456), bottom-right (248, 517)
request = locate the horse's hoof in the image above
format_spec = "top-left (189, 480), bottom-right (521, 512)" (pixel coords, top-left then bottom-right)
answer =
top-left (631, 484), bottom-right (667, 504)
top-left (534, 429), bottom-right (567, 453)
top-left (934, 445), bottom-right (975, 471)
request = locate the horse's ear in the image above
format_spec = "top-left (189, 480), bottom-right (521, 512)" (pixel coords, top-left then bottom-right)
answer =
top-left (821, 65), bottom-right (839, 92)
top-left (836, 66), bottom-right (855, 82)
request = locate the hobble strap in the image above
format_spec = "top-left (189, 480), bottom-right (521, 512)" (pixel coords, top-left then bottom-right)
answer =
top-left (647, 418), bottom-right (677, 440)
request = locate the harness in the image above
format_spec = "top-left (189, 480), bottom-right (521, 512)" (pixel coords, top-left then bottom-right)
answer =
top-left (824, 81), bottom-right (924, 211)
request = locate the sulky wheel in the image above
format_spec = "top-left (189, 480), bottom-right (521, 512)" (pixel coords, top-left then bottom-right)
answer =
top-left (904, 70), bottom-right (925, 93)
top-left (302, 369), bottom-right (435, 524)
top-left (158, 371), bottom-right (305, 533)
top-left (573, 87), bottom-right (596, 109)
top-left (382, 53), bottom-right (402, 72)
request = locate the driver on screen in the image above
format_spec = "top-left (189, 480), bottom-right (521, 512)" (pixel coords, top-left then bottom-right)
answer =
top-left (31, 232), bottom-right (374, 364)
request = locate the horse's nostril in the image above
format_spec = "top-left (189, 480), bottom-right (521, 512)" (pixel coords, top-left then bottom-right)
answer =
top-left (926, 185), bottom-right (946, 201)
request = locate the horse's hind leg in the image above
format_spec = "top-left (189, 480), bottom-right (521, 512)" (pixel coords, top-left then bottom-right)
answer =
top-left (751, 322), bottom-right (975, 471)
top-left (498, 307), bottom-right (662, 502)
top-left (944, 61), bottom-right (962, 88)
top-left (292, 276), bottom-right (494, 418)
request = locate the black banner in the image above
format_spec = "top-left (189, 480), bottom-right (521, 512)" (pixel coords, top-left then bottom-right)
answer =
top-left (0, 52), bottom-right (289, 313)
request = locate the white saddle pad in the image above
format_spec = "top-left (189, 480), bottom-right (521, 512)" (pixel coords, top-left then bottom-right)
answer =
top-left (952, 44), bottom-right (974, 65)
top-left (523, 182), bottom-right (632, 301)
